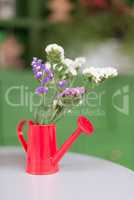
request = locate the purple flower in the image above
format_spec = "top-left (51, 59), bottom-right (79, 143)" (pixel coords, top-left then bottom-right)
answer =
top-left (41, 76), bottom-right (51, 84)
top-left (41, 69), bottom-right (53, 85)
top-left (58, 80), bottom-right (68, 88)
top-left (44, 68), bottom-right (53, 79)
top-left (59, 87), bottom-right (85, 97)
top-left (31, 58), bottom-right (42, 69)
top-left (31, 58), bottom-right (53, 95)
top-left (40, 64), bottom-right (45, 70)
top-left (35, 71), bottom-right (43, 79)
top-left (35, 86), bottom-right (48, 95)
top-left (31, 58), bottom-right (44, 78)
top-left (45, 67), bottom-right (51, 73)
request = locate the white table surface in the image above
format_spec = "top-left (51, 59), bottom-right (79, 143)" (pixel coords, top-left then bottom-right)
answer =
top-left (0, 147), bottom-right (134, 200)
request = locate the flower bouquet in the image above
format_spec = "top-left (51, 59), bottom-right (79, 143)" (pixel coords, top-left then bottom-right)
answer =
top-left (32, 44), bottom-right (118, 124)
top-left (17, 43), bottom-right (118, 175)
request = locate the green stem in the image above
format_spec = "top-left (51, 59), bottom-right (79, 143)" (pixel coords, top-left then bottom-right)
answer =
top-left (50, 105), bottom-right (64, 123)
top-left (49, 108), bottom-right (59, 122)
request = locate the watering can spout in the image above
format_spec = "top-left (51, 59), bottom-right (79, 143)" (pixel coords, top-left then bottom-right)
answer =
top-left (52, 116), bottom-right (94, 165)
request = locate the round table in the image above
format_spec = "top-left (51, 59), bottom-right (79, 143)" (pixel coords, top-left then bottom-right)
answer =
top-left (0, 147), bottom-right (134, 200)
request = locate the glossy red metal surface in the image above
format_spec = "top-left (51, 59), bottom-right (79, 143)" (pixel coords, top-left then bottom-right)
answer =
top-left (17, 121), bottom-right (59, 175)
top-left (77, 115), bottom-right (94, 134)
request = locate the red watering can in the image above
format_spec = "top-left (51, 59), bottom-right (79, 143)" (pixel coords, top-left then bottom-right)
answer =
top-left (17, 115), bottom-right (94, 175)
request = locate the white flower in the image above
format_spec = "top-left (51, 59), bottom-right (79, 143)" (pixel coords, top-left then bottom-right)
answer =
top-left (82, 67), bottom-right (118, 83)
top-left (82, 67), bottom-right (102, 83)
top-left (74, 57), bottom-right (86, 68)
top-left (64, 57), bottom-right (86, 69)
top-left (63, 58), bottom-right (75, 68)
top-left (102, 67), bottom-right (118, 78)
top-left (45, 43), bottom-right (64, 59)
top-left (82, 68), bottom-right (91, 75)
top-left (68, 67), bottom-right (77, 76)
top-left (64, 58), bottom-right (77, 76)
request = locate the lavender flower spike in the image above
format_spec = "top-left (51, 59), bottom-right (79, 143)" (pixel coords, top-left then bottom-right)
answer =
top-left (31, 57), bottom-right (45, 79)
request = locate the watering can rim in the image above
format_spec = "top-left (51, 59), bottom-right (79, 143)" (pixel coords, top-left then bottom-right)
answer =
top-left (27, 120), bottom-right (56, 127)
top-left (30, 123), bottom-right (56, 127)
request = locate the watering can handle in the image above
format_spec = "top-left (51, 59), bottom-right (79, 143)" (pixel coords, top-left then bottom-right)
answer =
top-left (17, 120), bottom-right (32, 152)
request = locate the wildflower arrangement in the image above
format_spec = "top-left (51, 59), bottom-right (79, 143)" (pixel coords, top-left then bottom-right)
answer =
top-left (31, 44), bottom-right (118, 124)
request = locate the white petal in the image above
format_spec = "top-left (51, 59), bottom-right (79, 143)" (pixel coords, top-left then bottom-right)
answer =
top-left (75, 57), bottom-right (86, 68)
top-left (45, 44), bottom-right (64, 56)
top-left (68, 67), bottom-right (77, 76)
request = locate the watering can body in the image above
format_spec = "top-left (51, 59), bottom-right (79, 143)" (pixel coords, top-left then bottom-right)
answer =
top-left (17, 116), bottom-right (94, 175)
top-left (17, 121), bottom-right (59, 175)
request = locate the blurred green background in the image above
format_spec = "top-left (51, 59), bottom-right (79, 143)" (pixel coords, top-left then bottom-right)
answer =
top-left (0, 0), bottom-right (134, 169)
